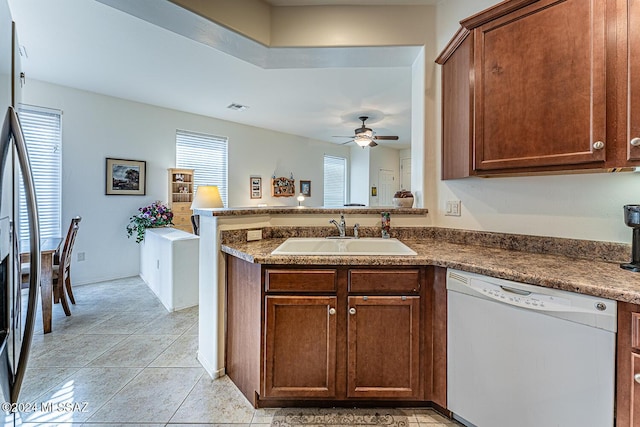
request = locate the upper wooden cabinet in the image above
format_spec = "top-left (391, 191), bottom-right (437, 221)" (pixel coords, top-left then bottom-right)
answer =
top-left (617, 0), bottom-right (640, 162)
top-left (437, 0), bottom-right (637, 178)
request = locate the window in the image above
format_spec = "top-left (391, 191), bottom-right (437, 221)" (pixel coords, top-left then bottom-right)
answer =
top-left (176, 130), bottom-right (228, 207)
top-left (18, 105), bottom-right (62, 241)
top-left (323, 155), bottom-right (347, 207)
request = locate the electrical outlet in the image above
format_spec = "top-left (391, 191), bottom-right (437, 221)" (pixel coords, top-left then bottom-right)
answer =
top-left (77, 252), bottom-right (85, 262)
top-left (445, 200), bottom-right (461, 217)
top-left (247, 230), bottom-right (262, 241)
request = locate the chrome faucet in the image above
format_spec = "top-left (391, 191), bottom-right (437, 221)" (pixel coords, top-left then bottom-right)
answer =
top-left (329, 214), bottom-right (346, 237)
top-left (353, 223), bottom-right (360, 239)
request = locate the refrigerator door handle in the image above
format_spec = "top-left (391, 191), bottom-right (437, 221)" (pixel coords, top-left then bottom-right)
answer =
top-left (7, 106), bottom-right (39, 403)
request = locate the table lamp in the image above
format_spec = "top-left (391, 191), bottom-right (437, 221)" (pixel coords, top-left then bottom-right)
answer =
top-left (190, 185), bottom-right (223, 235)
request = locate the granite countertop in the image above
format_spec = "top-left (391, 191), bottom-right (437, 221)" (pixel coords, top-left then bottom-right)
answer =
top-left (221, 237), bottom-right (640, 304)
top-left (195, 206), bottom-right (428, 217)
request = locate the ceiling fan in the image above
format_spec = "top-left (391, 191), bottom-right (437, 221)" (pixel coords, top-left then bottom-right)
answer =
top-left (333, 116), bottom-right (399, 148)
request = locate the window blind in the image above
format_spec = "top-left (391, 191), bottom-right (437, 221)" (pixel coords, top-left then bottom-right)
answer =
top-left (323, 155), bottom-right (347, 207)
top-left (176, 129), bottom-right (228, 207)
top-left (18, 105), bottom-right (62, 241)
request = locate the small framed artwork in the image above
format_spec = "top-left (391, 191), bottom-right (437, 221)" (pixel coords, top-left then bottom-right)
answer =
top-left (300, 180), bottom-right (311, 197)
top-left (250, 176), bottom-right (262, 199)
top-left (105, 158), bottom-right (146, 195)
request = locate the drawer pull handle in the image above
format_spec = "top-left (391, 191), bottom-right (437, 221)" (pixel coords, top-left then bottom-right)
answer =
top-left (593, 141), bottom-right (605, 150)
top-left (349, 308), bottom-right (356, 315)
top-left (631, 137), bottom-right (640, 147)
top-left (329, 308), bottom-right (336, 316)
top-left (635, 373), bottom-right (640, 384)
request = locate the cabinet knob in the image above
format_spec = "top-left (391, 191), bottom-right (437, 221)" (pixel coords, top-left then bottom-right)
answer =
top-left (349, 308), bottom-right (356, 315)
top-left (635, 373), bottom-right (640, 384)
top-left (329, 308), bottom-right (336, 316)
top-left (631, 138), bottom-right (640, 147)
top-left (593, 141), bottom-right (605, 150)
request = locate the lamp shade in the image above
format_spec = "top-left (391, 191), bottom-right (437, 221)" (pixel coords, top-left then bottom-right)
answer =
top-left (191, 185), bottom-right (223, 209)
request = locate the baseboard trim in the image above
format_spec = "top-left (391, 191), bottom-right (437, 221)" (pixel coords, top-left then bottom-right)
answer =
top-left (197, 350), bottom-right (225, 379)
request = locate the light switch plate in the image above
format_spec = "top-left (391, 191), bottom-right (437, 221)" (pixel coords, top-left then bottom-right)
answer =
top-left (247, 230), bottom-right (262, 241)
top-left (445, 200), bottom-right (461, 217)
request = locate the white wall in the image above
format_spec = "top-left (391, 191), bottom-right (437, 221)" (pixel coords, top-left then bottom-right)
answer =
top-left (349, 145), bottom-right (369, 206)
top-left (22, 79), bottom-right (349, 285)
top-left (432, 0), bottom-right (638, 244)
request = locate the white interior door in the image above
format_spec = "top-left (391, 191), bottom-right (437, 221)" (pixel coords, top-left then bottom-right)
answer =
top-left (378, 169), bottom-right (396, 206)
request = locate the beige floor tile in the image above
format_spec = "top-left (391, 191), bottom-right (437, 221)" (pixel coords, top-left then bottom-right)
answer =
top-left (414, 409), bottom-right (457, 424)
top-left (18, 366), bottom-right (78, 402)
top-left (27, 334), bottom-right (126, 368)
top-left (251, 408), bottom-right (278, 424)
top-left (134, 308), bottom-right (198, 336)
top-left (183, 322), bottom-right (198, 336)
top-left (85, 310), bottom-right (165, 335)
top-left (20, 367), bottom-right (142, 424)
top-left (87, 367), bottom-right (204, 424)
top-left (88, 334), bottom-right (179, 367)
top-left (168, 424), bottom-right (251, 427)
top-left (169, 375), bottom-right (255, 424)
top-left (149, 333), bottom-right (200, 367)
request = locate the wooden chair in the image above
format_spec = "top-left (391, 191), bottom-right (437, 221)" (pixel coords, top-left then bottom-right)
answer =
top-left (52, 216), bottom-right (82, 313)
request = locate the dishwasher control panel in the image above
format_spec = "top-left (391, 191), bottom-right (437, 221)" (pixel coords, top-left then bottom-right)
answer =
top-left (471, 279), bottom-right (571, 311)
top-left (446, 269), bottom-right (617, 333)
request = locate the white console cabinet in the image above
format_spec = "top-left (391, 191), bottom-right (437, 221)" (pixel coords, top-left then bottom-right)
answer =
top-left (140, 227), bottom-right (199, 312)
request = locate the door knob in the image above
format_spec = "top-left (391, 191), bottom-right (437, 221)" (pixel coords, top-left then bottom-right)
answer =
top-left (634, 373), bottom-right (640, 384)
top-left (631, 137), bottom-right (640, 147)
top-left (593, 141), bottom-right (605, 150)
top-left (329, 308), bottom-right (336, 315)
top-left (349, 308), bottom-right (356, 315)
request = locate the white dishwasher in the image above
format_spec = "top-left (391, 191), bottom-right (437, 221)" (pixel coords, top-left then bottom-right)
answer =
top-left (447, 269), bottom-right (616, 427)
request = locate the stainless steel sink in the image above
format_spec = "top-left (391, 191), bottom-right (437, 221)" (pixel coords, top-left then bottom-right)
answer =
top-left (270, 237), bottom-right (417, 256)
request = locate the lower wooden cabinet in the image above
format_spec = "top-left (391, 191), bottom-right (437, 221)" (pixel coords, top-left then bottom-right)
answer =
top-left (225, 256), bottom-right (447, 407)
top-left (347, 296), bottom-right (421, 399)
top-left (616, 302), bottom-right (640, 426)
top-left (263, 296), bottom-right (337, 398)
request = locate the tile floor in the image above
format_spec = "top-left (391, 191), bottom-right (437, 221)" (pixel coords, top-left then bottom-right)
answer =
top-left (13, 276), bottom-right (460, 426)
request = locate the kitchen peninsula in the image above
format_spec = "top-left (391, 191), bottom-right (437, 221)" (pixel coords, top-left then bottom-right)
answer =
top-left (194, 206), bottom-right (430, 379)
top-left (195, 206), bottom-right (640, 422)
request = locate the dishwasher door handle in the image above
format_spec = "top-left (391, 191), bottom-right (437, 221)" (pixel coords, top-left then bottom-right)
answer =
top-left (500, 285), bottom-right (532, 296)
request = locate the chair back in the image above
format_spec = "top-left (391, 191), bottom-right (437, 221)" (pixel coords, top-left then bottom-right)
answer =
top-left (59, 216), bottom-right (81, 272)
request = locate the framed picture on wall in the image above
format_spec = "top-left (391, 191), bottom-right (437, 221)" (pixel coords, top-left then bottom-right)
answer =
top-left (300, 180), bottom-right (311, 197)
top-left (105, 158), bottom-right (146, 195)
top-left (250, 176), bottom-right (262, 199)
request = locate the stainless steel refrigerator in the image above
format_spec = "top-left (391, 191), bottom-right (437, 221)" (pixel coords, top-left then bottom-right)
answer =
top-left (0, 0), bottom-right (41, 424)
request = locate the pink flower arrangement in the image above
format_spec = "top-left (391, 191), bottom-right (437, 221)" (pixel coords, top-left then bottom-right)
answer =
top-left (126, 201), bottom-right (174, 243)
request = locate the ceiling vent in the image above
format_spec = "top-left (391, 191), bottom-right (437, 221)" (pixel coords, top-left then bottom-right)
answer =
top-left (227, 103), bottom-right (249, 112)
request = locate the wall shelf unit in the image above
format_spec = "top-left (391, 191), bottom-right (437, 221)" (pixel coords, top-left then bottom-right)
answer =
top-left (168, 168), bottom-right (194, 233)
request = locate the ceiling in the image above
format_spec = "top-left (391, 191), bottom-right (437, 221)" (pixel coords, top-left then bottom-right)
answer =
top-left (7, 0), bottom-right (422, 149)
top-left (264, 0), bottom-right (437, 4)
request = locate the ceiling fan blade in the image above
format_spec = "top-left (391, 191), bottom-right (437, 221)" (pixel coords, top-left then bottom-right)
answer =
top-left (369, 140), bottom-right (378, 147)
top-left (332, 135), bottom-right (355, 138)
top-left (340, 140), bottom-right (354, 145)
top-left (374, 135), bottom-right (399, 140)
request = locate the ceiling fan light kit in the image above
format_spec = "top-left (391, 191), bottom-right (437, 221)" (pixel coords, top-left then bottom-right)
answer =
top-left (334, 115), bottom-right (399, 147)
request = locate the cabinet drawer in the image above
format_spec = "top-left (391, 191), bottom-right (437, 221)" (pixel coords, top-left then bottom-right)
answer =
top-left (172, 203), bottom-right (192, 214)
top-left (265, 269), bottom-right (337, 292)
top-left (632, 313), bottom-right (640, 352)
top-left (349, 269), bottom-right (420, 293)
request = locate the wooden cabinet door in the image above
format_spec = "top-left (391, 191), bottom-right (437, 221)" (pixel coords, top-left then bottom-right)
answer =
top-left (347, 296), bottom-right (421, 399)
top-left (263, 296), bottom-right (337, 398)
top-left (474, 0), bottom-right (606, 171)
top-left (633, 353), bottom-right (640, 426)
top-left (622, 0), bottom-right (640, 161)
